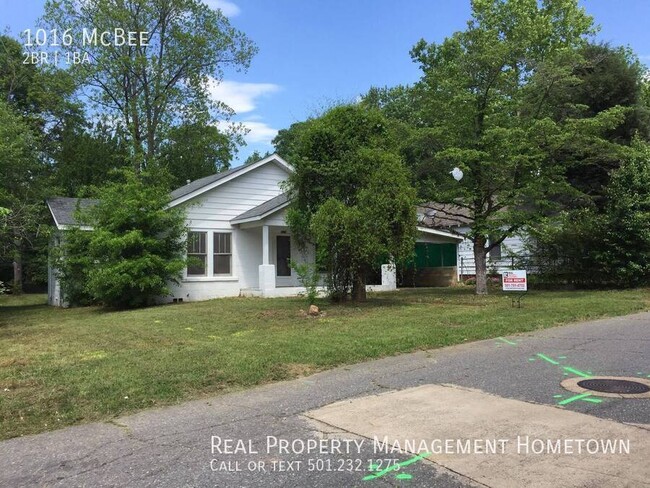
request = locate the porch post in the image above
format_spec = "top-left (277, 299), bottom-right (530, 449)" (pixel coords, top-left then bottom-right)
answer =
top-left (262, 225), bottom-right (270, 265)
top-left (259, 224), bottom-right (275, 295)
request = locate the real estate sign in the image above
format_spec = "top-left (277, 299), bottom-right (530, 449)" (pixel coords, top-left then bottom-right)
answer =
top-left (502, 270), bottom-right (527, 291)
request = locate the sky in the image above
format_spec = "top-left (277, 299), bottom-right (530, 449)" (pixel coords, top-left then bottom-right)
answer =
top-left (2, 0), bottom-right (649, 166)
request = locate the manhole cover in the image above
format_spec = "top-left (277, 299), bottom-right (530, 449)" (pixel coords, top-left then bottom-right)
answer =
top-left (577, 379), bottom-right (650, 394)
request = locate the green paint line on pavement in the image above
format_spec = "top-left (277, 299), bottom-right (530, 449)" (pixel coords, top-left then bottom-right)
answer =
top-left (363, 452), bottom-right (431, 481)
top-left (558, 393), bottom-right (592, 405)
top-left (528, 358), bottom-right (536, 361)
top-left (563, 366), bottom-right (591, 378)
top-left (581, 397), bottom-right (603, 403)
top-left (557, 356), bottom-right (567, 359)
top-left (395, 473), bottom-right (413, 480)
top-left (536, 353), bottom-right (560, 365)
top-left (497, 337), bottom-right (517, 345)
top-left (553, 394), bottom-right (564, 398)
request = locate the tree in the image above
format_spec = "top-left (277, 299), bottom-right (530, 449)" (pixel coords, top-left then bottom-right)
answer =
top-left (284, 105), bottom-right (417, 301)
top-left (53, 118), bottom-right (132, 196)
top-left (407, 0), bottom-right (627, 294)
top-left (243, 150), bottom-right (271, 165)
top-left (159, 120), bottom-right (236, 188)
top-left (0, 99), bottom-right (47, 293)
top-left (57, 169), bottom-right (187, 308)
top-left (597, 141), bottom-right (650, 286)
top-left (543, 43), bottom-right (650, 205)
top-left (43, 0), bottom-right (257, 170)
top-left (1, 34), bottom-right (80, 292)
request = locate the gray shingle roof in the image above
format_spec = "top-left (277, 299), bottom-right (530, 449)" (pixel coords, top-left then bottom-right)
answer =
top-left (170, 164), bottom-right (251, 201)
top-left (417, 203), bottom-right (473, 228)
top-left (46, 197), bottom-right (98, 227)
top-left (231, 193), bottom-right (290, 223)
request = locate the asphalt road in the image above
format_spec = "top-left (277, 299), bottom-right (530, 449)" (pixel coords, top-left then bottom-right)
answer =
top-left (1, 312), bottom-right (649, 487)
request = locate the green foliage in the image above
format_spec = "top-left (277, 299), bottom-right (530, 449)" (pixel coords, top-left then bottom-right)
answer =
top-left (158, 121), bottom-right (235, 189)
top-left (284, 105), bottom-right (417, 301)
top-left (0, 98), bottom-right (51, 291)
top-left (598, 141), bottom-right (650, 286)
top-left (243, 150), bottom-right (272, 165)
top-left (402, 0), bottom-right (629, 294)
top-left (57, 169), bottom-right (187, 308)
top-left (289, 260), bottom-right (320, 305)
top-left (53, 118), bottom-right (131, 197)
top-left (42, 0), bottom-right (257, 168)
top-left (527, 141), bottom-right (650, 288)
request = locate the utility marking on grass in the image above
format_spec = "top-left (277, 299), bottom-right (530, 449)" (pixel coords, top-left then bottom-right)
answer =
top-left (536, 353), bottom-right (560, 365)
top-left (496, 337), bottom-right (517, 345)
top-left (362, 452), bottom-right (431, 481)
top-left (558, 393), bottom-right (595, 405)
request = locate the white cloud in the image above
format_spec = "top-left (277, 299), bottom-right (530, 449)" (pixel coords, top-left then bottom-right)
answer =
top-left (241, 120), bottom-right (278, 145)
top-left (203, 0), bottom-right (241, 17)
top-left (207, 79), bottom-right (280, 114)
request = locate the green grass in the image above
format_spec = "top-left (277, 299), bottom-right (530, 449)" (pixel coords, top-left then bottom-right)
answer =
top-left (0, 287), bottom-right (647, 440)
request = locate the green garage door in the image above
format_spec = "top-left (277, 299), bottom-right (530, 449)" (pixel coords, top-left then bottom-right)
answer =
top-left (414, 242), bottom-right (457, 268)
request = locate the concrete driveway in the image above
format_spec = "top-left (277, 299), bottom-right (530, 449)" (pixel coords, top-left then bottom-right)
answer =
top-left (1, 312), bottom-right (649, 487)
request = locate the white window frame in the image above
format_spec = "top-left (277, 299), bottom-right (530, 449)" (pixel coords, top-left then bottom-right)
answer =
top-left (213, 232), bottom-right (232, 276)
top-left (186, 231), bottom-right (207, 277)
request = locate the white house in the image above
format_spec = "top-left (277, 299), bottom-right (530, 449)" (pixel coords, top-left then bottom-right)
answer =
top-left (417, 204), bottom-right (527, 280)
top-left (46, 154), bottom-right (462, 306)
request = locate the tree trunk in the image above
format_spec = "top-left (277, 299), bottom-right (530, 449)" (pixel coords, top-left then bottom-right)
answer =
top-left (12, 237), bottom-right (22, 294)
top-left (351, 269), bottom-right (367, 302)
top-left (474, 238), bottom-right (488, 295)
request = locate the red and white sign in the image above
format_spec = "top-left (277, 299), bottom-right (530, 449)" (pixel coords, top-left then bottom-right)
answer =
top-left (502, 270), bottom-right (527, 291)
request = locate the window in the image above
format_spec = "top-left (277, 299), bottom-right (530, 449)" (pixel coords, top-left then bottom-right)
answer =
top-left (213, 232), bottom-right (232, 275)
top-left (187, 232), bottom-right (207, 276)
top-left (489, 235), bottom-right (502, 260)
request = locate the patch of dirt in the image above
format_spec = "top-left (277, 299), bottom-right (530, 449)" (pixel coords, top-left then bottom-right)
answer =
top-left (257, 310), bottom-right (282, 319)
top-left (286, 363), bottom-right (318, 378)
top-left (0, 358), bottom-right (30, 368)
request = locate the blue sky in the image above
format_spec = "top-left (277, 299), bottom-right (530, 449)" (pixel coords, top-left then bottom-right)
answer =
top-left (2, 0), bottom-right (649, 165)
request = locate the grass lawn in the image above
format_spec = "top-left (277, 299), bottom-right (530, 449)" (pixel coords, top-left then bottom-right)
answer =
top-left (0, 287), bottom-right (648, 440)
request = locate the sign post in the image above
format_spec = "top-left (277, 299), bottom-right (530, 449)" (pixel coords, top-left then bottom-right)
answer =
top-left (502, 270), bottom-right (527, 307)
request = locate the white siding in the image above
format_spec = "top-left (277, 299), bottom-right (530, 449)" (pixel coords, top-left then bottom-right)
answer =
top-left (456, 227), bottom-right (527, 278)
top-left (166, 162), bottom-right (290, 302)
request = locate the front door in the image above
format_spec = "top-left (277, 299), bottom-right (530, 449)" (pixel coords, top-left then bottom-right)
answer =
top-left (276, 235), bottom-right (291, 284)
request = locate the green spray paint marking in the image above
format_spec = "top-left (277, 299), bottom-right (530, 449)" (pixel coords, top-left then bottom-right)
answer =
top-left (558, 393), bottom-right (593, 405)
top-left (536, 353), bottom-right (560, 365)
top-left (497, 337), bottom-right (517, 345)
top-left (581, 397), bottom-right (603, 403)
top-left (562, 366), bottom-right (591, 378)
top-left (528, 358), bottom-right (536, 361)
top-left (557, 356), bottom-right (567, 359)
top-left (396, 473), bottom-right (413, 480)
top-left (553, 394), bottom-right (564, 398)
top-left (363, 452), bottom-right (431, 481)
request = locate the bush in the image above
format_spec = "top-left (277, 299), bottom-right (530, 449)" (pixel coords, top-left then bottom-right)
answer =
top-left (58, 169), bottom-right (187, 308)
top-left (290, 260), bottom-right (321, 305)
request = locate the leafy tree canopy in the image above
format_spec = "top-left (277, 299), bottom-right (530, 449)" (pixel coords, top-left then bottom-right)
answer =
top-left (57, 169), bottom-right (187, 308)
top-left (43, 0), bottom-right (258, 169)
top-left (403, 0), bottom-right (629, 294)
top-left (284, 105), bottom-right (417, 301)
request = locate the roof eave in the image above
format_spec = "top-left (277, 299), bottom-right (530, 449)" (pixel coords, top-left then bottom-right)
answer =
top-left (230, 200), bottom-right (291, 225)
